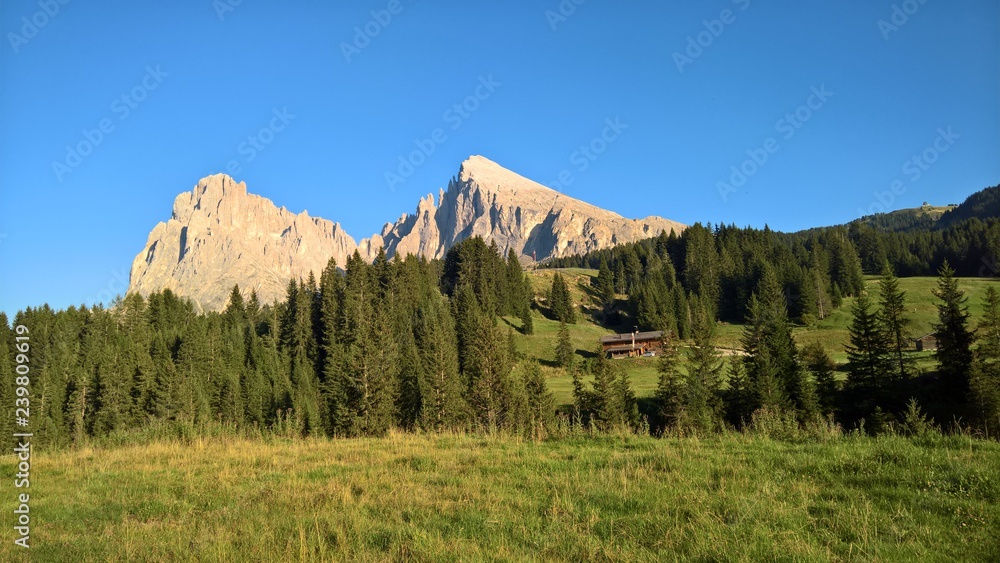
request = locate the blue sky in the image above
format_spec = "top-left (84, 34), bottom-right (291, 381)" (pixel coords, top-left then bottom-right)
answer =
top-left (1, 0), bottom-right (997, 315)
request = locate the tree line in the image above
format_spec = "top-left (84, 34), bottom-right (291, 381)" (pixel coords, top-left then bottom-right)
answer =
top-left (646, 260), bottom-right (1000, 436)
top-left (0, 238), bottom-right (551, 449)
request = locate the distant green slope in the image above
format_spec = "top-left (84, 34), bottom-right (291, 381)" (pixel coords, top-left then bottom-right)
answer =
top-left (520, 269), bottom-right (1000, 406)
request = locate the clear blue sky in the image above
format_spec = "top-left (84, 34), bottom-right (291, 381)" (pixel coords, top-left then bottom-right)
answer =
top-left (1, 0), bottom-right (997, 315)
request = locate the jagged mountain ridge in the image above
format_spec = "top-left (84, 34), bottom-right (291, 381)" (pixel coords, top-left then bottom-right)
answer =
top-left (128, 156), bottom-right (686, 311)
top-left (358, 155), bottom-right (685, 262)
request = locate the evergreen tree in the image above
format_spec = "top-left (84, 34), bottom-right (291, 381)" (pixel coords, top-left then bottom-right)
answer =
top-left (846, 290), bottom-right (892, 393)
top-left (549, 272), bottom-right (575, 323)
top-left (740, 269), bottom-right (815, 419)
top-left (586, 346), bottom-right (635, 430)
top-left (555, 321), bottom-right (574, 369)
top-left (466, 317), bottom-right (515, 431)
top-left (683, 300), bottom-right (724, 431)
top-left (452, 281), bottom-right (484, 376)
top-left (801, 342), bottom-right (838, 416)
top-left (970, 286), bottom-right (1000, 430)
top-left (654, 331), bottom-right (683, 429)
top-left (878, 263), bottom-right (914, 382)
top-left (522, 360), bottom-right (555, 439)
top-left (932, 261), bottom-right (975, 407)
top-left (595, 258), bottom-right (616, 311)
top-left (415, 296), bottom-right (467, 431)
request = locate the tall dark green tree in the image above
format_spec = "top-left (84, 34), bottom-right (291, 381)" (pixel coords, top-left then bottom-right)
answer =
top-left (466, 317), bottom-right (516, 431)
top-left (415, 295), bottom-right (467, 431)
top-left (801, 342), bottom-right (838, 417)
top-left (741, 269), bottom-right (817, 420)
top-left (846, 290), bottom-right (892, 393)
top-left (655, 331), bottom-right (683, 429)
top-left (932, 260), bottom-right (975, 407)
top-left (970, 286), bottom-right (1000, 430)
top-left (595, 258), bottom-right (616, 312)
top-left (555, 321), bottom-right (574, 369)
top-left (549, 272), bottom-right (575, 323)
top-left (877, 263), bottom-right (914, 382)
top-left (682, 300), bottom-right (725, 431)
top-left (522, 360), bottom-right (555, 439)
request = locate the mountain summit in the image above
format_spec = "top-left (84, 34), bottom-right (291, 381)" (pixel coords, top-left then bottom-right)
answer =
top-left (359, 155), bottom-right (684, 262)
top-left (128, 157), bottom-right (685, 310)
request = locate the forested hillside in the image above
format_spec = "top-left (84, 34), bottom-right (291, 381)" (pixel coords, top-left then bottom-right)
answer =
top-left (0, 238), bottom-right (543, 450)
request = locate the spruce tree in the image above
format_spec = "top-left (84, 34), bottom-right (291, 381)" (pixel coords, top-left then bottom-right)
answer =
top-left (878, 263), bottom-right (914, 382)
top-left (416, 296), bottom-right (467, 431)
top-left (522, 360), bottom-right (555, 438)
top-left (467, 317), bottom-right (515, 431)
top-left (801, 342), bottom-right (838, 416)
top-left (654, 331), bottom-right (683, 429)
top-left (970, 286), bottom-right (1000, 429)
top-left (932, 260), bottom-right (975, 407)
top-left (684, 300), bottom-right (724, 432)
top-left (595, 258), bottom-right (616, 311)
top-left (555, 321), bottom-right (574, 368)
top-left (846, 290), bottom-right (892, 393)
top-left (549, 272), bottom-right (575, 323)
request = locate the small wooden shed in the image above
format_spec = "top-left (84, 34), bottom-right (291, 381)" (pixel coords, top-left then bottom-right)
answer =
top-left (915, 333), bottom-right (938, 352)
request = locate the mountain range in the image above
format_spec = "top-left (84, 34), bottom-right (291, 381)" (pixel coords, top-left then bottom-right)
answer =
top-left (127, 156), bottom-right (686, 311)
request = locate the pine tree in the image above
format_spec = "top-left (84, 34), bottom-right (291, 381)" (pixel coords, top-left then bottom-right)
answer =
top-left (416, 296), bottom-right (467, 431)
top-left (846, 290), bottom-right (892, 394)
top-left (555, 321), bottom-right (574, 368)
top-left (970, 286), bottom-right (1000, 430)
top-left (655, 331), bottom-right (683, 430)
top-left (801, 342), bottom-right (838, 416)
top-left (467, 317), bottom-right (515, 431)
top-left (740, 269), bottom-right (814, 418)
top-left (932, 260), bottom-right (975, 407)
top-left (522, 360), bottom-right (555, 439)
top-left (506, 249), bottom-right (534, 334)
top-left (595, 258), bottom-right (616, 311)
top-left (453, 281), bottom-right (484, 376)
top-left (587, 346), bottom-right (634, 430)
top-left (878, 263), bottom-right (914, 382)
top-left (549, 272), bottom-right (575, 323)
top-left (0, 315), bottom-right (17, 450)
top-left (683, 301), bottom-right (724, 432)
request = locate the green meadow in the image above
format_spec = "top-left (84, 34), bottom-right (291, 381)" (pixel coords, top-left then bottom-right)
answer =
top-left (2, 431), bottom-right (998, 561)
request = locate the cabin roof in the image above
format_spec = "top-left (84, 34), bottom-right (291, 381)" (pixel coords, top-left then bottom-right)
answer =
top-left (600, 331), bottom-right (664, 345)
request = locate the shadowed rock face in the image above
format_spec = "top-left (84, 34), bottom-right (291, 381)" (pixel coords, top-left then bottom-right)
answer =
top-left (129, 156), bottom-right (685, 311)
top-left (359, 155), bottom-right (685, 263)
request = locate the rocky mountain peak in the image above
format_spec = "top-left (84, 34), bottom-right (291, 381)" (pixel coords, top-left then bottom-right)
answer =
top-left (129, 158), bottom-right (686, 311)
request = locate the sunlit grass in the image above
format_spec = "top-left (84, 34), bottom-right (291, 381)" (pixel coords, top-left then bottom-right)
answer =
top-left (2, 431), bottom-right (997, 561)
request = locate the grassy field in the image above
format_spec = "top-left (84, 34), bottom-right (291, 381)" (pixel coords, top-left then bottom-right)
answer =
top-left (5, 271), bottom-right (997, 560)
top-left (2, 432), bottom-right (997, 561)
top-left (524, 270), bottom-right (1000, 405)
